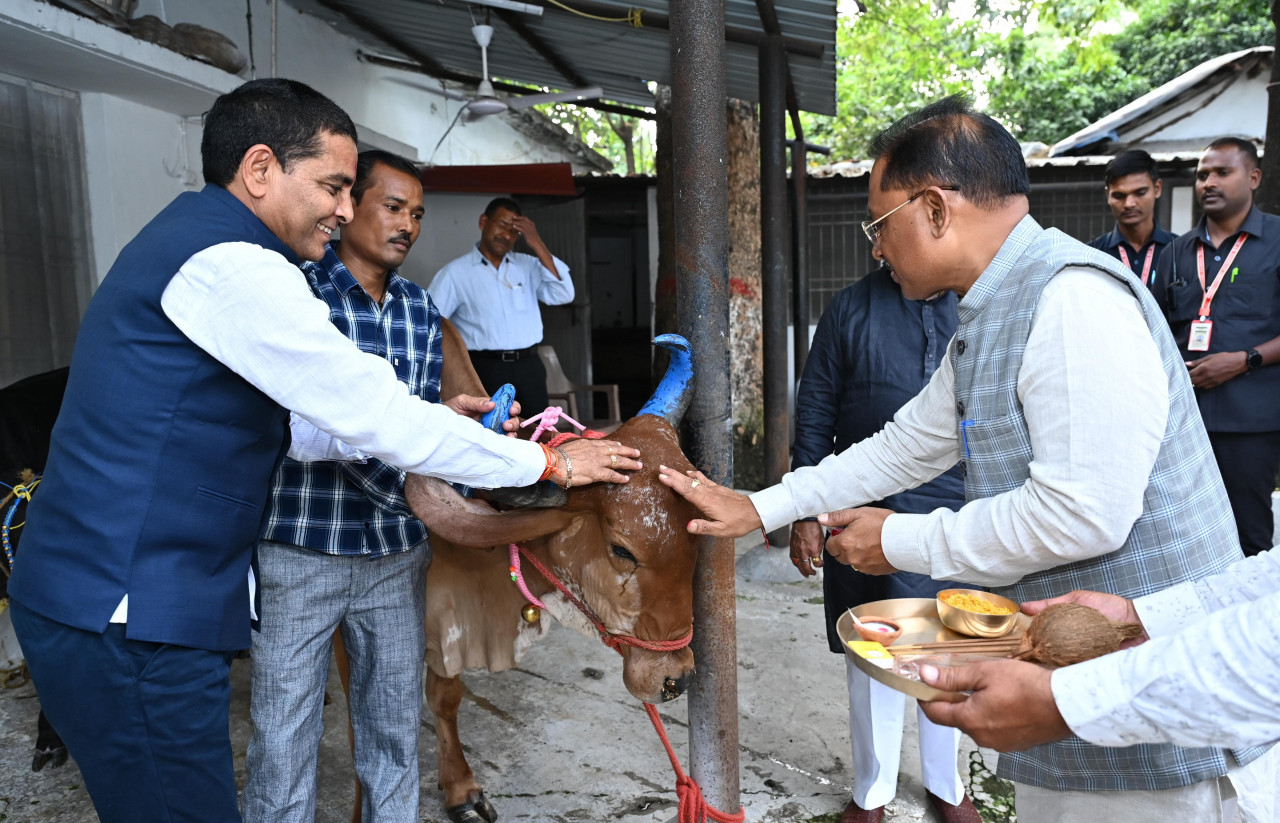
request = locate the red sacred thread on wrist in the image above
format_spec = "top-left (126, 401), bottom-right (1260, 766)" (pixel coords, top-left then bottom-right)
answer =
top-left (537, 443), bottom-right (559, 482)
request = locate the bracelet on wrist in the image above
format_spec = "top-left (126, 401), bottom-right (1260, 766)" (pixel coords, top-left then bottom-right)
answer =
top-left (555, 446), bottom-right (573, 489)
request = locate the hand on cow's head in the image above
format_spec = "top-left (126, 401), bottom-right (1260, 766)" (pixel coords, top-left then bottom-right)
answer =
top-left (554, 437), bottom-right (641, 486)
top-left (657, 466), bottom-right (764, 538)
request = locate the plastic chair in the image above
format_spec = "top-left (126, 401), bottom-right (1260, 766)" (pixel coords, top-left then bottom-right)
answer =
top-left (537, 345), bottom-right (622, 432)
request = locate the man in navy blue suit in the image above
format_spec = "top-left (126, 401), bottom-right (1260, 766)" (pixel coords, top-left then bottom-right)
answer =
top-left (6, 79), bottom-right (636, 823)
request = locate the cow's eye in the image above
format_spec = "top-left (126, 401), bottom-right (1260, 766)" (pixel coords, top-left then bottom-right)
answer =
top-left (611, 544), bottom-right (637, 564)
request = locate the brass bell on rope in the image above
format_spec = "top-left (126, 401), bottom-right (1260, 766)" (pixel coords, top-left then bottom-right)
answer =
top-left (521, 604), bottom-right (541, 624)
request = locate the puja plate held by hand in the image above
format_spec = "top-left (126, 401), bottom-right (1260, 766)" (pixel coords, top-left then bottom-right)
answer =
top-left (837, 598), bottom-right (1030, 702)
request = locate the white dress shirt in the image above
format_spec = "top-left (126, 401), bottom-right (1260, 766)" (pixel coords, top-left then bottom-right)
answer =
top-left (107, 242), bottom-right (549, 625)
top-left (1053, 549), bottom-right (1280, 749)
top-left (428, 245), bottom-right (573, 350)
top-left (750, 267), bottom-right (1169, 586)
top-left (161, 242), bottom-right (546, 486)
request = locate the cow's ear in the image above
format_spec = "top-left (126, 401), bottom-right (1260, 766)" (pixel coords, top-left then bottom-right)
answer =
top-left (405, 475), bottom-right (577, 548)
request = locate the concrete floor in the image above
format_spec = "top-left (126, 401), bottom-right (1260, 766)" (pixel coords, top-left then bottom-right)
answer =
top-left (0, 534), bottom-right (1010, 822)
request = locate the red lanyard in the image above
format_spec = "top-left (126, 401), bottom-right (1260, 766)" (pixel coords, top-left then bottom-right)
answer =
top-left (1118, 244), bottom-right (1156, 286)
top-left (1196, 235), bottom-right (1248, 319)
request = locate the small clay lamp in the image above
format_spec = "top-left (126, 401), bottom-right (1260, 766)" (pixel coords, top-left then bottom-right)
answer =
top-left (851, 614), bottom-right (903, 644)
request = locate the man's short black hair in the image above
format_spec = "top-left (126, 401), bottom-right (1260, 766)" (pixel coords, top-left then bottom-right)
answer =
top-left (867, 95), bottom-right (1030, 209)
top-left (352, 150), bottom-right (421, 205)
top-left (201, 78), bottom-right (358, 187)
top-left (483, 197), bottom-right (522, 219)
top-left (1104, 150), bottom-right (1161, 186)
top-left (1204, 137), bottom-right (1260, 169)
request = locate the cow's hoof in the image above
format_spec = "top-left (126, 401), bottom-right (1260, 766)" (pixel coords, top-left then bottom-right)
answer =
top-left (32, 746), bottom-right (68, 772)
top-left (445, 790), bottom-right (498, 823)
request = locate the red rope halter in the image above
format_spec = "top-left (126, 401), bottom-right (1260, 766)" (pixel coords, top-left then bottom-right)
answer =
top-left (511, 425), bottom-right (744, 822)
top-left (513, 544), bottom-right (693, 654)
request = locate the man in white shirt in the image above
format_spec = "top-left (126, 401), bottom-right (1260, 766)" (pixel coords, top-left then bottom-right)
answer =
top-left (657, 95), bottom-right (1268, 821)
top-left (428, 197), bottom-right (574, 415)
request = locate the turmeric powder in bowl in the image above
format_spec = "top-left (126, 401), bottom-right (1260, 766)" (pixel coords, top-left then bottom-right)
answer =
top-left (940, 592), bottom-right (1015, 616)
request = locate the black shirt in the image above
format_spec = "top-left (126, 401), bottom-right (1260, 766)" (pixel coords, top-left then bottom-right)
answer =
top-left (1154, 206), bottom-right (1280, 432)
top-left (793, 267), bottom-right (968, 652)
top-left (1087, 223), bottom-right (1175, 292)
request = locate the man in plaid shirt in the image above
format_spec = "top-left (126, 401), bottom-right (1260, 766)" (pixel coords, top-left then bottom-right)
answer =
top-left (244, 150), bottom-right (477, 823)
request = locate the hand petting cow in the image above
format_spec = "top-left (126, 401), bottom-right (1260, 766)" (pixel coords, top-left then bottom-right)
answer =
top-left (333, 332), bottom-right (703, 823)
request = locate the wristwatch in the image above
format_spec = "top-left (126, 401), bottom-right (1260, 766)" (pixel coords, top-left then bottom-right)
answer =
top-left (1247, 348), bottom-right (1264, 371)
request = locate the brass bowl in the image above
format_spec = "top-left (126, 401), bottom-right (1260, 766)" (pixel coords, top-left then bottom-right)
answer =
top-left (936, 589), bottom-right (1020, 638)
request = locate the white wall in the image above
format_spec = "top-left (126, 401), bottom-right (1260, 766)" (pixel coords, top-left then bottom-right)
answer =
top-left (132, 0), bottom-right (592, 167)
top-left (1135, 76), bottom-right (1268, 146)
top-left (80, 93), bottom-right (201, 283)
top-left (1, 0), bottom-right (598, 280)
top-left (396, 193), bottom-right (496, 289)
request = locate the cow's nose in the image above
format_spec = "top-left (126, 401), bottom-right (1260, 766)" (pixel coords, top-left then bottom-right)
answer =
top-left (661, 668), bottom-right (696, 701)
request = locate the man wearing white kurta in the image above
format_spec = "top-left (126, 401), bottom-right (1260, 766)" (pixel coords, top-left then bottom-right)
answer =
top-left (657, 96), bottom-right (1274, 822)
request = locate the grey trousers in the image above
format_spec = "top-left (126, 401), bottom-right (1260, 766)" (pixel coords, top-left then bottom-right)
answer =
top-left (243, 539), bottom-right (429, 823)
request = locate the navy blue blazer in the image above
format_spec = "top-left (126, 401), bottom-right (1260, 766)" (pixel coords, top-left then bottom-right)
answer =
top-left (9, 186), bottom-right (296, 651)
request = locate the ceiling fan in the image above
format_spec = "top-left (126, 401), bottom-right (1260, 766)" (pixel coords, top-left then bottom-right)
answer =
top-left (461, 23), bottom-right (603, 118)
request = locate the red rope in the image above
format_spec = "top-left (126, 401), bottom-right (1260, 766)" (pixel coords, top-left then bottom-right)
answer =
top-left (545, 428), bottom-right (607, 448)
top-left (522, 426), bottom-right (742, 822)
top-left (514, 544), bottom-right (692, 653)
top-left (644, 703), bottom-right (746, 823)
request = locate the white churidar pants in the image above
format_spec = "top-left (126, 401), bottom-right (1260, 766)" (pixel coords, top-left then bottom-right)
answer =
top-left (847, 658), bottom-right (964, 810)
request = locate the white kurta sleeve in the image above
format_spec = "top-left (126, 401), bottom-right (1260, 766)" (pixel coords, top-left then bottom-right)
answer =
top-left (161, 242), bottom-right (545, 487)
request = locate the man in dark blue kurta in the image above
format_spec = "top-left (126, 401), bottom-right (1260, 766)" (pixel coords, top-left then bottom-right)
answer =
top-left (789, 265), bottom-right (978, 823)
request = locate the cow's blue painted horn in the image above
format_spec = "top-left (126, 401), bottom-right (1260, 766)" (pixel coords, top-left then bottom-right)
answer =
top-left (638, 333), bottom-right (694, 427)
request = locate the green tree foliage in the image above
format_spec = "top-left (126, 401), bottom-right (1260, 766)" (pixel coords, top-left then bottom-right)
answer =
top-left (987, 0), bottom-right (1273, 142)
top-left (536, 101), bottom-right (656, 176)
top-left (805, 0), bottom-right (1273, 159)
top-left (800, 1), bottom-right (990, 161)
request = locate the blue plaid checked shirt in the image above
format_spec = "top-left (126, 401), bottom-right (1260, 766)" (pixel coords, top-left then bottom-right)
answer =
top-left (260, 245), bottom-right (442, 557)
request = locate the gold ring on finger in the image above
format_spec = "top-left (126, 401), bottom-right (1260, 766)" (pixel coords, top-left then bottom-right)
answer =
top-left (610, 453), bottom-right (617, 468)
top-left (690, 479), bottom-right (701, 489)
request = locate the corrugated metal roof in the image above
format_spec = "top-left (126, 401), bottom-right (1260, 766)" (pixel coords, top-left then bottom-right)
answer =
top-left (297, 0), bottom-right (837, 115)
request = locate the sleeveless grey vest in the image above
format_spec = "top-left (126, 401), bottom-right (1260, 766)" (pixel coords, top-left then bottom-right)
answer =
top-left (953, 216), bottom-right (1267, 790)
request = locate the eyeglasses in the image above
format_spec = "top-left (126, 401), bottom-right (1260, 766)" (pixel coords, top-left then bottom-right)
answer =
top-left (861, 185), bottom-right (958, 248)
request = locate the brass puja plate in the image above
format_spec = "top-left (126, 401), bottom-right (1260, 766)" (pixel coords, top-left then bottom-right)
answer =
top-left (837, 598), bottom-right (1030, 702)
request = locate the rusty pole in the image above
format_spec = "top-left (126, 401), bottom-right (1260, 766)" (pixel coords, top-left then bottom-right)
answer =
top-left (669, 0), bottom-right (740, 813)
top-left (791, 139), bottom-right (810, 377)
top-left (760, 34), bottom-right (791, 548)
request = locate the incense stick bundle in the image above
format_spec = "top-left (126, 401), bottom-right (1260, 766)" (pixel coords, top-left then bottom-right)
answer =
top-left (889, 637), bottom-right (1022, 655)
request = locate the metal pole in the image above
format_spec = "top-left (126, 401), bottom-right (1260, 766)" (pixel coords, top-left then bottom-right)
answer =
top-left (791, 140), bottom-right (810, 402)
top-left (760, 34), bottom-right (790, 548)
top-left (669, 0), bottom-right (740, 813)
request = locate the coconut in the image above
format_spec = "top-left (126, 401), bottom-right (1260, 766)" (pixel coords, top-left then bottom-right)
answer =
top-left (1013, 603), bottom-right (1145, 667)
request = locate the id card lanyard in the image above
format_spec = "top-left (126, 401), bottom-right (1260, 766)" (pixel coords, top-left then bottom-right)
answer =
top-left (1188, 234), bottom-right (1248, 352)
top-left (1118, 244), bottom-right (1157, 286)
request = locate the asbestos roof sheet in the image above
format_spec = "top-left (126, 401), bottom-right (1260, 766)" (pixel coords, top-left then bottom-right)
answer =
top-left (300, 0), bottom-right (837, 115)
top-left (1049, 46), bottom-right (1273, 157)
